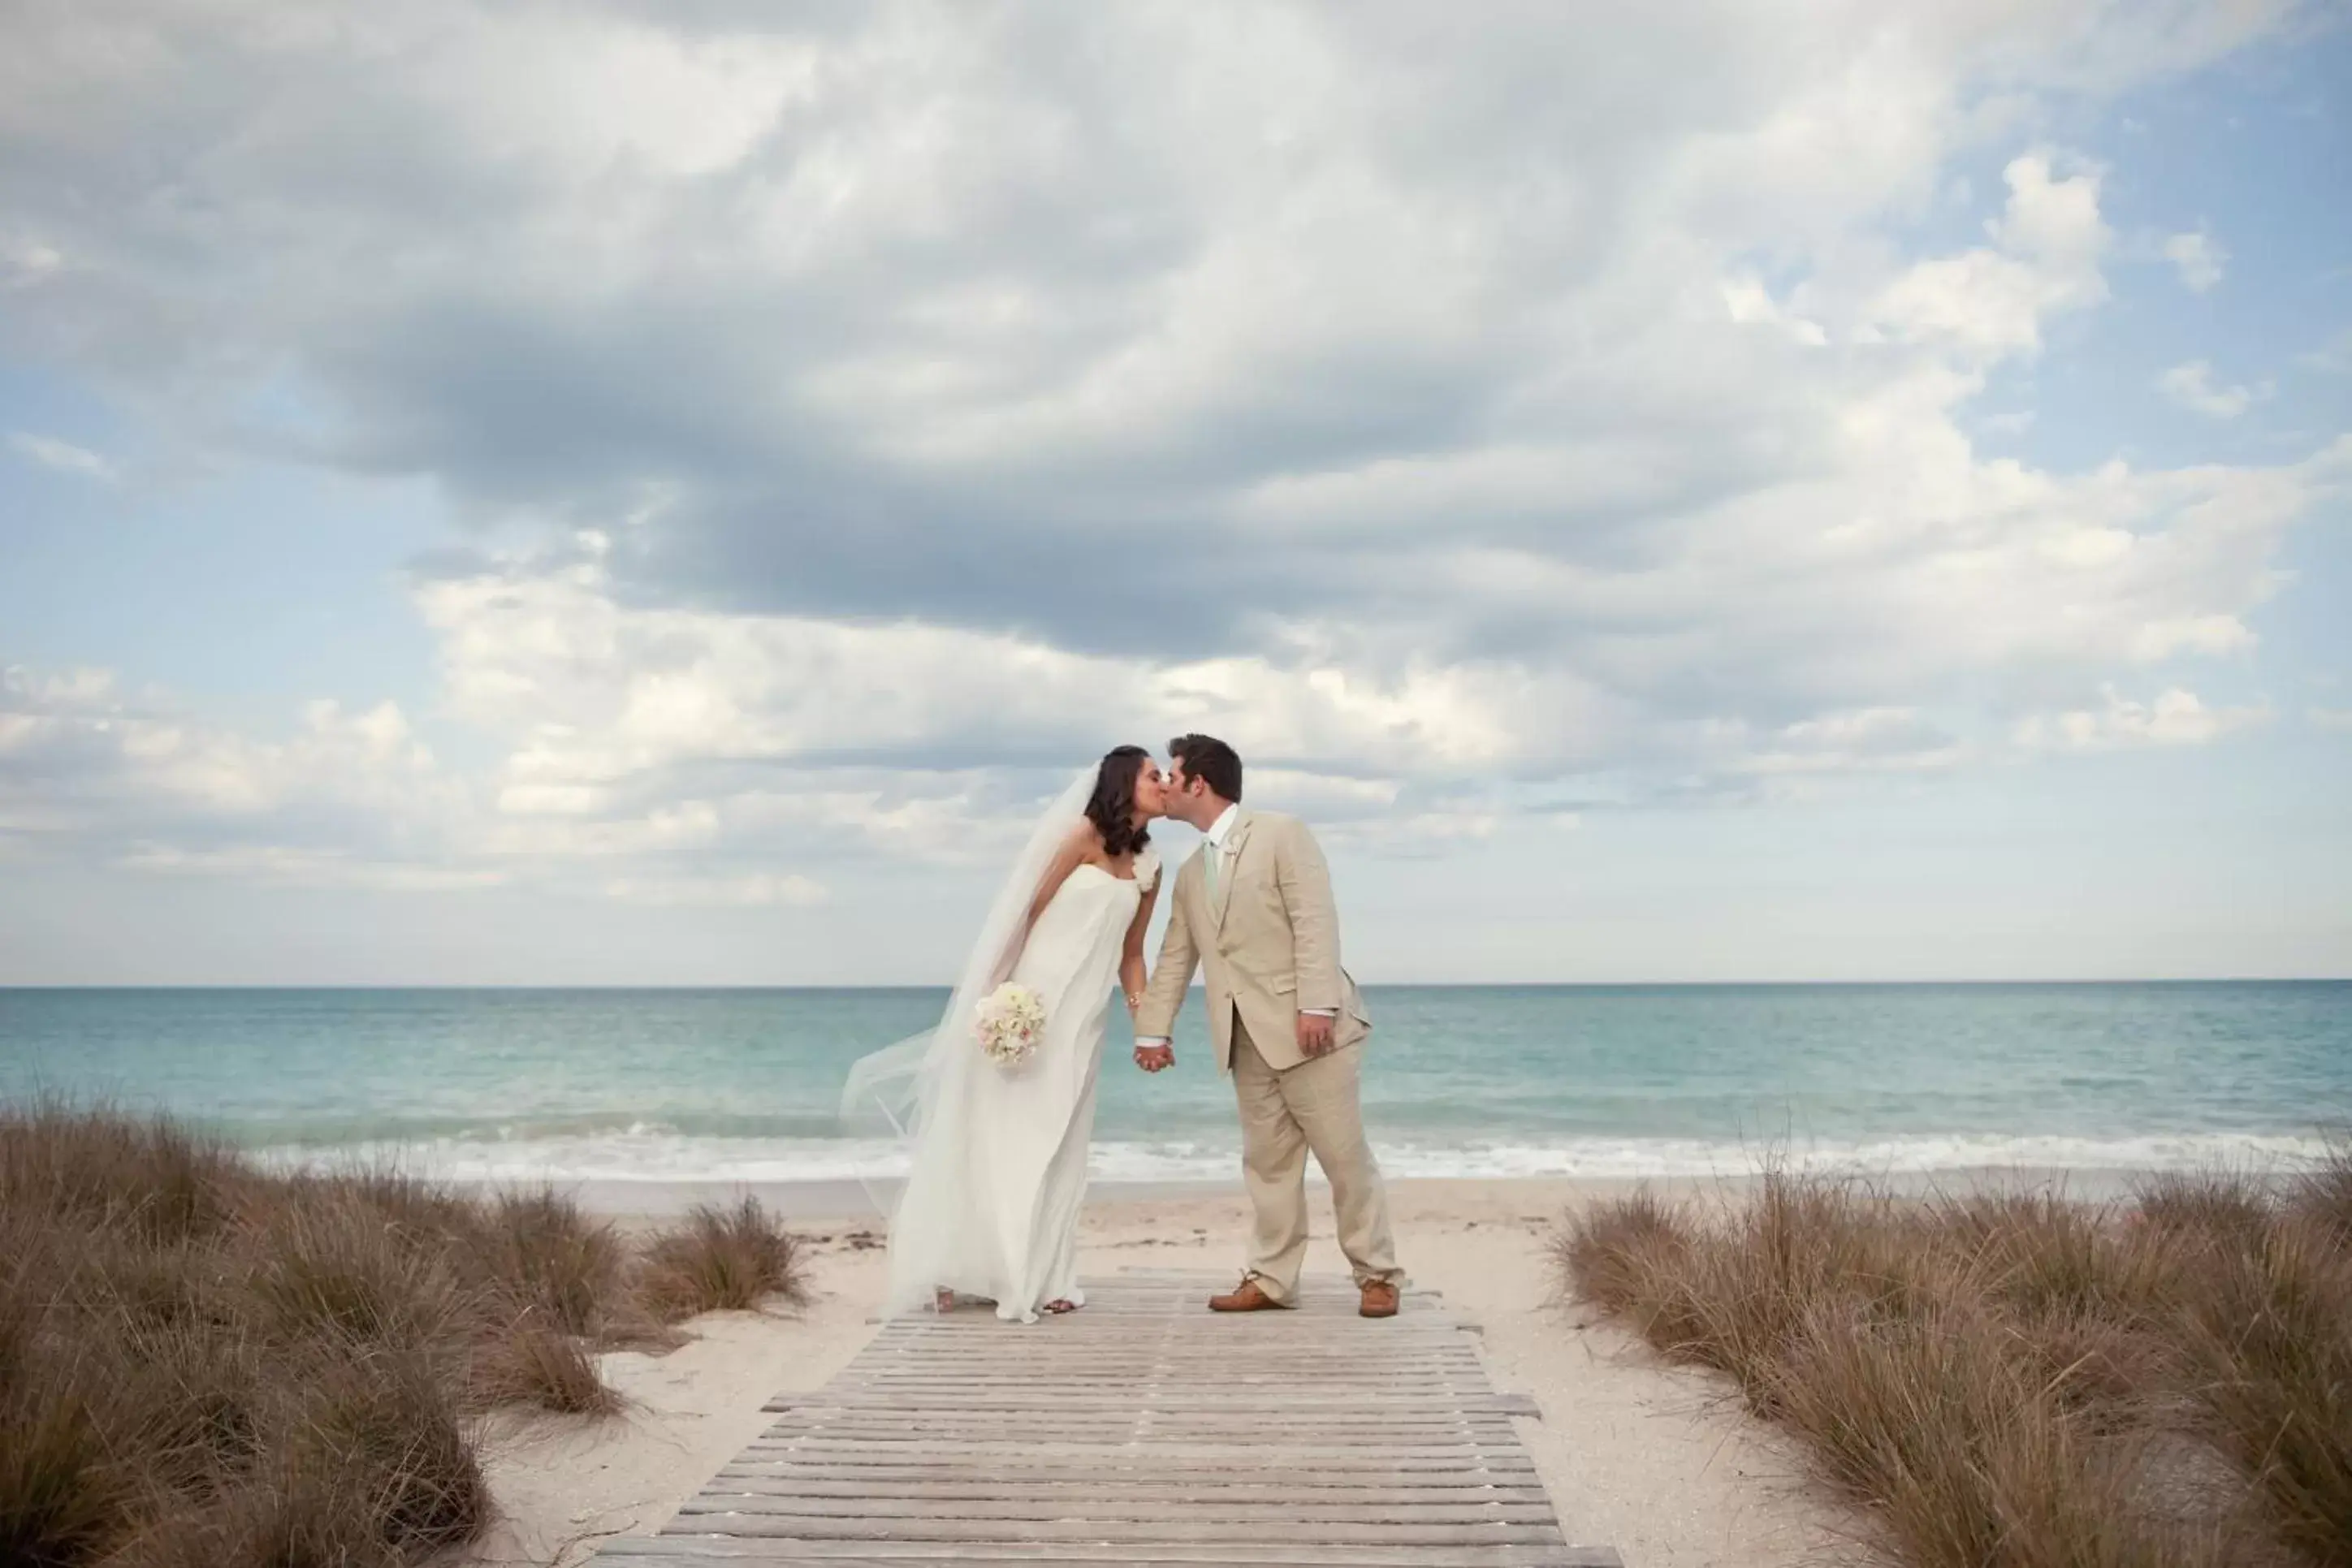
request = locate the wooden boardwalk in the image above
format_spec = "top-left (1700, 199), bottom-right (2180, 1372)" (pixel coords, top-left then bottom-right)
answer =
top-left (596, 1271), bottom-right (1620, 1568)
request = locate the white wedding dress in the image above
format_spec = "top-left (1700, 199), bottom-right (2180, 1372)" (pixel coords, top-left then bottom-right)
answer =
top-left (934, 852), bottom-right (1158, 1321)
top-left (842, 770), bottom-right (1161, 1324)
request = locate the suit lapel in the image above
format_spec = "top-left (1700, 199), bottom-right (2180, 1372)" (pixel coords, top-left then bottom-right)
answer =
top-left (1211, 810), bottom-right (1254, 929)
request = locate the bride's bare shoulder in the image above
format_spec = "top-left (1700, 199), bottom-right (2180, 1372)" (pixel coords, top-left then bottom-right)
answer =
top-left (1052, 819), bottom-right (1105, 870)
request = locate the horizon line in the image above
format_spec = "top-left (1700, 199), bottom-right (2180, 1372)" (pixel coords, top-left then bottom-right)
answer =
top-left (4, 977), bottom-right (2349, 991)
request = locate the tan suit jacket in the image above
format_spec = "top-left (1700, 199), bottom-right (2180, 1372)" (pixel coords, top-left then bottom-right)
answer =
top-left (1135, 808), bottom-right (1371, 1073)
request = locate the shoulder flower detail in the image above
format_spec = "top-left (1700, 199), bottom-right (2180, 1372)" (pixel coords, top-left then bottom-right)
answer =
top-left (1135, 849), bottom-right (1161, 894)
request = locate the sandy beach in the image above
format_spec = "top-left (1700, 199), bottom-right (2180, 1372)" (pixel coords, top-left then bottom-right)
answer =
top-left (465, 1176), bottom-right (1867, 1568)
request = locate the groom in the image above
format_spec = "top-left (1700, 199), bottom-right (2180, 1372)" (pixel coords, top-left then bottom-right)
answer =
top-left (1134, 734), bottom-right (1403, 1319)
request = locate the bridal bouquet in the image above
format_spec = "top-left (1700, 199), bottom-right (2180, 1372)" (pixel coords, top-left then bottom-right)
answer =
top-left (975, 983), bottom-right (1047, 1069)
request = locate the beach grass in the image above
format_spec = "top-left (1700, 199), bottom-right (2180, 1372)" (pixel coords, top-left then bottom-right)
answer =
top-left (635, 1194), bottom-right (810, 1323)
top-left (1556, 1148), bottom-right (2352, 1568)
top-left (0, 1104), bottom-right (804, 1567)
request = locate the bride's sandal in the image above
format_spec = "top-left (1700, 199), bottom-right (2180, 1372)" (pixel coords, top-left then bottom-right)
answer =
top-left (934, 1288), bottom-right (957, 1314)
top-left (1042, 1298), bottom-right (1081, 1315)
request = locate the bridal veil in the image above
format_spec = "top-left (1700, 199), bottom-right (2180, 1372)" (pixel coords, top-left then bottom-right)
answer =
top-left (838, 767), bottom-right (1095, 1315)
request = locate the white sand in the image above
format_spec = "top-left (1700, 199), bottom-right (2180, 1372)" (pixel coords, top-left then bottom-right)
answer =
top-left (465, 1177), bottom-right (1866, 1568)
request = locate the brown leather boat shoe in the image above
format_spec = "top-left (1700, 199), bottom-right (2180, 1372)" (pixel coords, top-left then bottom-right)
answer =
top-left (1360, 1280), bottom-right (1400, 1319)
top-left (1208, 1277), bottom-right (1286, 1312)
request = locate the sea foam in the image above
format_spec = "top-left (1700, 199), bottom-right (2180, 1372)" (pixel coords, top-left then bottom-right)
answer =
top-left (250, 1128), bottom-right (2341, 1187)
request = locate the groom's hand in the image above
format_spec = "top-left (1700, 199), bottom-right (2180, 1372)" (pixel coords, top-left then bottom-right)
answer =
top-left (1296, 1011), bottom-right (1336, 1058)
top-left (1134, 1043), bottom-right (1175, 1073)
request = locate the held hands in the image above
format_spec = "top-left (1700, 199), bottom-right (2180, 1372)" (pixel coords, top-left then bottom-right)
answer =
top-left (1137, 1017), bottom-right (1329, 1068)
top-left (1126, 988), bottom-right (1173, 1073)
top-left (1296, 1010), bottom-right (1337, 1058)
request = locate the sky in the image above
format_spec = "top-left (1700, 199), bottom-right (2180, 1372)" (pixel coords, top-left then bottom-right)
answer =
top-left (2, 0), bottom-right (2348, 986)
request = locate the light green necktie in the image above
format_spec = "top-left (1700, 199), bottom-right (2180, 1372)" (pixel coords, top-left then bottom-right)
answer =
top-left (1204, 838), bottom-right (1222, 905)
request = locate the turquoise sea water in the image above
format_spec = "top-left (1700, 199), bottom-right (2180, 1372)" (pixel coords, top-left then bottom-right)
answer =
top-left (1, 984), bottom-right (2346, 1183)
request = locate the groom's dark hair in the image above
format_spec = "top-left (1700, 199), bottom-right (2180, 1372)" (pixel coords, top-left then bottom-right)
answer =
top-left (1169, 734), bottom-right (1243, 803)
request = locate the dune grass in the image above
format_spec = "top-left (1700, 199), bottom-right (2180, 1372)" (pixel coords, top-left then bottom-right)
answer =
top-left (0, 1104), bottom-right (806, 1567)
top-left (636, 1195), bottom-right (810, 1323)
top-left (1558, 1149), bottom-right (2352, 1568)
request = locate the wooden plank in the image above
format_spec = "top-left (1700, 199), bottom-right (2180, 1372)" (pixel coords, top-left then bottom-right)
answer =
top-left (599, 1541), bottom-right (1623, 1566)
top-left (737, 1440), bottom-right (1540, 1462)
top-left (715, 1463), bottom-right (1541, 1484)
top-left (820, 1363), bottom-right (1489, 1371)
top-left (655, 1516), bottom-right (1569, 1544)
top-left (750, 1412), bottom-right (1524, 1432)
top-left (753, 1402), bottom-right (1518, 1418)
top-left (746, 1423), bottom-right (1525, 1441)
top-left (747, 1423), bottom-right (1525, 1443)
top-left (824, 1364), bottom-right (1488, 1376)
top-left (750, 1406), bottom-right (1520, 1421)
top-left (678, 1493), bottom-right (1563, 1523)
top-left (730, 1454), bottom-right (1541, 1475)
top-left (837, 1354), bottom-right (1476, 1363)
top-left (593, 1272), bottom-right (1615, 1568)
top-left (705, 1476), bottom-right (1552, 1495)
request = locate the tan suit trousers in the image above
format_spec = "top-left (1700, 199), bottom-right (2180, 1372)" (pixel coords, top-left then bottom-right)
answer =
top-left (1231, 1011), bottom-right (1401, 1303)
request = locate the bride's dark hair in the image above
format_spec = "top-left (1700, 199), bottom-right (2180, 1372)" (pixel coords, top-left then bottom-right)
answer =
top-left (1087, 745), bottom-right (1154, 858)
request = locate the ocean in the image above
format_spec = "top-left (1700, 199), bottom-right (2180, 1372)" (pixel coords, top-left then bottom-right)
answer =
top-left (1, 984), bottom-right (2345, 1187)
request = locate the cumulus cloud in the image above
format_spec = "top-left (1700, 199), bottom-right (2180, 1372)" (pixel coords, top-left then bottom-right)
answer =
top-left (1732, 709), bottom-right (1970, 780)
top-left (0, 1), bottom-right (2341, 895)
top-left (2302, 329), bottom-right (2352, 375)
top-left (603, 872), bottom-right (829, 908)
top-left (1862, 153), bottom-right (2109, 356)
top-left (0, 662), bottom-right (829, 897)
top-left (7, 430), bottom-right (114, 480)
top-left (2159, 360), bottom-right (2265, 418)
top-left (2162, 229), bottom-right (2229, 292)
top-left (118, 844), bottom-right (507, 892)
top-left (2013, 685), bottom-right (2272, 751)
top-left (0, 664), bottom-right (472, 877)
top-left (0, 667), bottom-right (443, 823)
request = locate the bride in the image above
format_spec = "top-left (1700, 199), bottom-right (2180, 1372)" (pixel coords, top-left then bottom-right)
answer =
top-left (841, 747), bottom-right (1168, 1323)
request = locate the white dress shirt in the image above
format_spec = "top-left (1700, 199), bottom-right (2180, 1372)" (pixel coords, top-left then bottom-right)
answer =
top-left (1201, 801), bottom-right (1242, 887)
top-left (1135, 803), bottom-right (1331, 1050)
